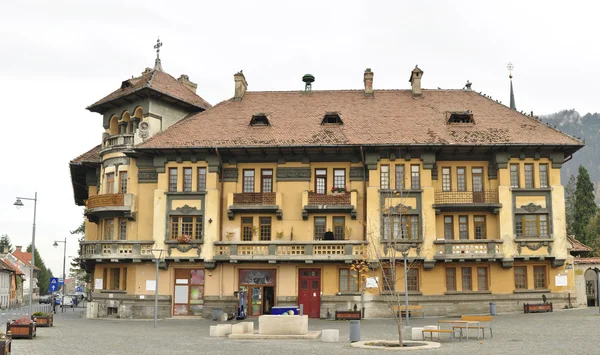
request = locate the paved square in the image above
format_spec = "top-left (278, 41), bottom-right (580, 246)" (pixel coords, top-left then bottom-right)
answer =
top-left (11, 307), bottom-right (600, 354)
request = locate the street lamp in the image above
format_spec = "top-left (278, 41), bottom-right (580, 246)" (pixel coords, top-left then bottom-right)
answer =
top-left (151, 249), bottom-right (165, 328)
top-left (53, 238), bottom-right (67, 313)
top-left (13, 193), bottom-right (37, 317)
top-left (594, 268), bottom-right (600, 314)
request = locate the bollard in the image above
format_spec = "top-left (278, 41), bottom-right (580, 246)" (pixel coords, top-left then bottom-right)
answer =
top-left (299, 304), bottom-right (304, 316)
top-left (489, 302), bottom-right (497, 316)
top-left (349, 320), bottom-right (360, 342)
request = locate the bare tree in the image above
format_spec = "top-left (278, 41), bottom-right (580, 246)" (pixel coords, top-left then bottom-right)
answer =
top-left (352, 189), bottom-right (426, 346)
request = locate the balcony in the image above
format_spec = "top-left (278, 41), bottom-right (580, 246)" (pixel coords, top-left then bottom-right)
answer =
top-left (85, 193), bottom-right (135, 223)
top-left (213, 241), bottom-right (366, 263)
top-left (99, 133), bottom-right (134, 155)
top-left (433, 190), bottom-right (501, 214)
top-left (227, 192), bottom-right (282, 220)
top-left (433, 239), bottom-right (504, 261)
top-left (80, 240), bottom-right (154, 262)
top-left (302, 191), bottom-right (358, 220)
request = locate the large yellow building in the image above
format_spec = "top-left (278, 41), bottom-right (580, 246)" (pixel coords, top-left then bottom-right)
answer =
top-left (70, 59), bottom-right (583, 319)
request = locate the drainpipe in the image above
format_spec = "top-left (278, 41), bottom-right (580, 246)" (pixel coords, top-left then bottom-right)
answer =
top-left (563, 155), bottom-right (573, 164)
top-left (359, 146), bottom-right (367, 319)
top-left (359, 146), bottom-right (367, 241)
top-left (215, 148), bottom-right (224, 241)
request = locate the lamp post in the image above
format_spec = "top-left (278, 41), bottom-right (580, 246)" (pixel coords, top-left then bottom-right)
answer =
top-left (401, 250), bottom-right (410, 327)
top-left (53, 238), bottom-right (67, 313)
top-left (594, 268), bottom-right (600, 314)
top-left (13, 193), bottom-right (37, 317)
top-left (152, 249), bottom-right (165, 328)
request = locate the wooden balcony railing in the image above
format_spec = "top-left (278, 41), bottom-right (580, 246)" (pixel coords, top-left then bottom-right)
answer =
top-left (214, 241), bottom-right (366, 262)
top-left (233, 192), bottom-right (276, 205)
top-left (307, 192), bottom-right (351, 205)
top-left (87, 194), bottom-right (125, 209)
top-left (81, 240), bottom-right (154, 260)
top-left (434, 190), bottom-right (499, 204)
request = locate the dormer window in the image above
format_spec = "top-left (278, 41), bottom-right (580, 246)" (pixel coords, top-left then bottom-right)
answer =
top-left (447, 111), bottom-right (474, 124)
top-left (321, 112), bottom-right (343, 125)
top-left (121, 80), bottom-right (132, 89)
top-left (250, 114), bottom-right (270, 126)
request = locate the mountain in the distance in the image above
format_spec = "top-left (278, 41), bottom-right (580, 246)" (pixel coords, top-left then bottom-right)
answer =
top-left (541, 110), bottom-right (600, 199)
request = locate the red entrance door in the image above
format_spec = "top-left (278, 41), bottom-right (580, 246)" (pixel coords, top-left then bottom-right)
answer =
top-left (298, 269), bottom-right (321, 318)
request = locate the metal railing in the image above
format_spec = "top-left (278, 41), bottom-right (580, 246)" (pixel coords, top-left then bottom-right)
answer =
top-left (233, 192), bottom-right (276, 205)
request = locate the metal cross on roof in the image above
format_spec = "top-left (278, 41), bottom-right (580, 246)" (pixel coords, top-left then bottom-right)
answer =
top-left (154, 38), bottom-right (163, 59)
top-left (507, 62), bottom-right (514, 78)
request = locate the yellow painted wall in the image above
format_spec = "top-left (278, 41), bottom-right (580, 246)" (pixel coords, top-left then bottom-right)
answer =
top-left (434, 213), bottom-right (500, 240)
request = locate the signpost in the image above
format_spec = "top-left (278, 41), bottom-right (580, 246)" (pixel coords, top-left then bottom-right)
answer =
top-left (76, 286), bottom-right (83, 293)
top-left (49, 278), bottom-right (59, 293)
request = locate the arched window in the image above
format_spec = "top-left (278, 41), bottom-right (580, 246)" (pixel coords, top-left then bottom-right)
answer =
top-left (109, 116), bottom-right (119, 135)
top-left (120, 112), bottom-right (131, 134)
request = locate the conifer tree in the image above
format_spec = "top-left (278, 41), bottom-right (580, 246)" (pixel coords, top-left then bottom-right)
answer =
top-left (573, 165), bottom-right (598, 246)
top-left (0, 234), bottom-right (13, 253)
top-left (564, 174), bottom-right (577, 236)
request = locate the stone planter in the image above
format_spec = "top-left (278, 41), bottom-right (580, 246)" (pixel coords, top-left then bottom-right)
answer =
top-left (524, 302), bottom-right (553, 313)
top-left (7, 322), bottom-right (36, 339)
top-left (35, 315), bottom-right (53, 327)
top-left (335, 310), bottom-right (361, 320)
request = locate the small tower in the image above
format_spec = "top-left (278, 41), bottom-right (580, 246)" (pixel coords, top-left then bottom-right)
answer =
top-left (507, 62), bottom-right (516, 110)
top-left (302, 74), bottom-right (315, 92)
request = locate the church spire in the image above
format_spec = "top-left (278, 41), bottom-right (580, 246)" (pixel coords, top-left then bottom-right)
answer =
top-left (153, 37), bottom-right (163, 72)
top-left (507, 62), bottom-right (516, 110)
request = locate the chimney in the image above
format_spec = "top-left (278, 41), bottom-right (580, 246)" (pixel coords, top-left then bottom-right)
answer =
top-left (177, 74), bottom-right (198, 93)
top-left (234, 71), bottom-right (248, 100)
top-left (409, 65), bottom-right (424, 97)
top-left (2, 247), bottom-right (7, 254)
top-left (364, 68), bottom-right (374, 95)
top-left (15, 246), bottom-right (22, 252)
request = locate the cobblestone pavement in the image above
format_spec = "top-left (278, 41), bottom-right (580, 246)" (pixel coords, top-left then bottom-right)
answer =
top-left (12, 307), bottom-right (600, 354)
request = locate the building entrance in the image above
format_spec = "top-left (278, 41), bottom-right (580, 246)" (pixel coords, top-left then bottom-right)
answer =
top-left (298, 269), bottom-right (321, 318)
top-left (239, 269), bottom-right (276, 316)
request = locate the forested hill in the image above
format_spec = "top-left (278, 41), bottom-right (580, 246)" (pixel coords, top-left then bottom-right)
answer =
top-left (541, 110), bottom-right (600, 198)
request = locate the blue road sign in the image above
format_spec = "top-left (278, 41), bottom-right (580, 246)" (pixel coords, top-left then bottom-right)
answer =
top-left (76, 286), bottom-right (83, 293)
top-left (49, 277), bottom-right (59, 292)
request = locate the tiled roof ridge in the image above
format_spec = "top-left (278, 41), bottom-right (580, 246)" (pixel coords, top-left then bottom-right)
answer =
top-left (473, 91), bottom-right (584, 145)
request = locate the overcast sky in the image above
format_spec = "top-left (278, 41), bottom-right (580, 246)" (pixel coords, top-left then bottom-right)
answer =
top-left (0, 0), bottom-right (598, 278)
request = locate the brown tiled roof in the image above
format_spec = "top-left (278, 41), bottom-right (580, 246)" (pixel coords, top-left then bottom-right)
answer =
top-left (0, 259), bottom-right (14, 273)
top-left (2, 258), bottom-right (23, 275)
top-left (567, 235), bottom-right (593, 253)
top-left (12, 251), bottom-right (40, 271)
top-left (137, 89), bottom-right (583, 149)
top-left (87, 69), bottom-right (211, 111)
top-left (70, 145), bottom-right (101, 164)
top-left (574, 257), bottom-right (600, 265)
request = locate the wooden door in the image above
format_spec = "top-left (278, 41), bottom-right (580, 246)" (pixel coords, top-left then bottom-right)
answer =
top-left (298, 269), bottom-right (321, 318)
top-left (472, 168), bottom-right (484, 203)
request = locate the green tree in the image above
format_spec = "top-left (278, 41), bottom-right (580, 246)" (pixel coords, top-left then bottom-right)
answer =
top-left (586, 213), bottom-right (600, 256)
top-left (70, 221), bottom-right (92, 284)
top-left (573, 165), bottom-right (598, 246)
top-left (0, 234), bottom-right (13, 254)
top-left (564, 174), bottom-right (577, 236)
top-left (26, 244), bottom-right (52, 295)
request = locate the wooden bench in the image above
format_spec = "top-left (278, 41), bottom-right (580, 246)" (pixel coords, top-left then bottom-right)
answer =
top-left (421, 328), bottom-right (458, 341)
top-left (392, 305), bottom-right (424, 319)
top-left (455, 315), bottom-right (493, 338)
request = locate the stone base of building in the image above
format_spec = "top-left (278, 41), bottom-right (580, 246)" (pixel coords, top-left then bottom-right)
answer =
top-left (321, 292), bottom-right (570, 318)
top-left (202, 296), bottom-right (238, 319)
top-left (91, 292), bottom-right (172, 319)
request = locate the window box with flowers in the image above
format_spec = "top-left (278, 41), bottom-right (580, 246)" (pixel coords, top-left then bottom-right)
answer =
top-left (7, 316), bottom-right (36, 339)
top-left (331, 186), bottom-right (349, 195)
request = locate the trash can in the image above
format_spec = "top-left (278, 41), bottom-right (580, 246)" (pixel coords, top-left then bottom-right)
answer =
top-left (489, 302), bottom-right (497, 316)
top-left (212, 308), bottom-right (222, 321)
top-left (349, 320), bottom-right (360, 342)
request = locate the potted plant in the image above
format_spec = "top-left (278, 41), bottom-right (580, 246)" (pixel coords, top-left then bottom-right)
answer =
top-left (7, 315), bottom-right (36, 339)
top-left (252, 225), bottom-right (259, 236)
top-left (225, 231), bottom-right (236, 241)
top-left (0, 332), bottom-right (11, 355)
top-left (331, 186), bottom-right (348, 195)
top-left (275, 231), bottom-right (284, 240)
top-left (177, 234), bottom-right (192, 243)
top-left (32, 311), bottom-right (53, 327)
